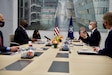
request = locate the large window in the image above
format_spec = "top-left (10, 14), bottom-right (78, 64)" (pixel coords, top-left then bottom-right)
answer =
top-left (74, 0), bottom-right (109, 31)
top-left (95, 7), bottom-right (109, 14)
top-left (18, 0), bottom-right (110, 31)
top-left (18, 0), bottom-right (59, 30)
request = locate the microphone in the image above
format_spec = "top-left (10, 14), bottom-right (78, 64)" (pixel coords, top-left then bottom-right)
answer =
top-left (44, 36), bottom-right (51, 40)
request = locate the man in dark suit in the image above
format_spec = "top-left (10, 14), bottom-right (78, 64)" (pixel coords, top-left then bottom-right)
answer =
top-left (0, 13), bottom-right (19, 52)
top-left (94, 12), bottom-right (112, 57)
top-left (14, 20), bottom-right (36, 45)
top-left (80, 21), bottom-right (101, 46)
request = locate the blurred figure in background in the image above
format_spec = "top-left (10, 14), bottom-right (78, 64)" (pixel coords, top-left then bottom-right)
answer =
top-left (78, 27), bottom-right (89, 44)
top-left (80, 21), bottom-right (101, 46)
top-left (32, 29), bottom-right (41, 39)
top-left (14, 20), bottom-right (36, 45)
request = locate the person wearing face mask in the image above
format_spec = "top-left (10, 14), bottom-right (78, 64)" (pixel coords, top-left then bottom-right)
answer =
top-left (0, 13), bottom-right (19, 52)
top-left (14, 20), bottom-right (36, 45)
top-left (80, 21), bottom-right (101, 46)
top-left (94, 12), bottom-right (112, 57)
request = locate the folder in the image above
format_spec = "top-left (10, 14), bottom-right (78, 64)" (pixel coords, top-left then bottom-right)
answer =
top-left (0, 52), bottom-right (14, 55)
top-left (77, 49), bottom-right (98, 55)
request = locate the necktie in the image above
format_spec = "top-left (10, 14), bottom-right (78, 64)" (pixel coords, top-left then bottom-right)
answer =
top-left (90, 31), bottom-right (93, 37)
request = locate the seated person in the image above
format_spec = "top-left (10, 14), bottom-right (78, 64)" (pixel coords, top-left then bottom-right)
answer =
top-left (14, 20), bottom-right (36, 45)
top-left (80, 21), bottom-right (101, 46)
top-left (78, 27), bottom-right (89, 44)
top-left (32, 29), bottom-right (41, 39)
top-left (94, 12), bottom-right (112, 57)
top-left (0, 13), bottom-right (19, 52)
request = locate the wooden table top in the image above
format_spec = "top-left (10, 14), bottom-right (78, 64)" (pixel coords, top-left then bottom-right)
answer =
top-left (0, 41), bottom-right (112, 75)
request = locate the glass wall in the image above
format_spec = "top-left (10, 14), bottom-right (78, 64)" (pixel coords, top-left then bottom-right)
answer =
top-left (18, 0), bottom-right (110, 31)
top-left (18, 0), bottom-right (59, 30)
top-left (74, 0), bottom-right (109, 32)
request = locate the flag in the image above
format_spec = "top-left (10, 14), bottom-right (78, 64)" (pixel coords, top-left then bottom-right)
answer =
top-left (67, 17), bottom-right (74, 39)
top-left (54, 16), bottom-right (60, 36)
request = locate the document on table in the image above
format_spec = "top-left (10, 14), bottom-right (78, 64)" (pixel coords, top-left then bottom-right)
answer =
top-left (77, 49), bottom-right (98, 55)
top-left (74, 43), bottom-right (83, 46)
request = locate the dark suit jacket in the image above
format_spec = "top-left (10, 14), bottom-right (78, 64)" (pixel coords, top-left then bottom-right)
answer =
top-left (0, 31), bottom-right (7, 52)
top-left (33, 34), bottom-right (41, 39)
top-left (98, 30), bottom-right (112, 57)
top-left (84, 29), bottom-right (101, 46)
top-left (14, 26), bottom-right (31, 45)
top-left (78, 31), bottom-right (89, 44)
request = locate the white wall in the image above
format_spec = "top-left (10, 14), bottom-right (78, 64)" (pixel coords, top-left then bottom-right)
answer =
top-left (0, 0), bottom-right (18, 46)
top-left (0, 0), bottom-right (13, 46)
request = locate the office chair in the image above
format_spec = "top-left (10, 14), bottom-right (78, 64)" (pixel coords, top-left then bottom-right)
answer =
top-left (9, 34), bottom-right (20, 46)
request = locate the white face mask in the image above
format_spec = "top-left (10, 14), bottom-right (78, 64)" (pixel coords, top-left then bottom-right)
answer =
top-left (88, 25), bottom-right (92, 30)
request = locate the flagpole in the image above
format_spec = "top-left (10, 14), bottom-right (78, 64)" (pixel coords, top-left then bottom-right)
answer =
top-left (67, 16), bottom-right (74, 40)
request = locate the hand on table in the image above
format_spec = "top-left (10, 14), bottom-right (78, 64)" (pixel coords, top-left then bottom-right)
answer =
top-left (94, 47), bottom-right (100, 52)
top-left (10, 46), bottom-right (19, 52)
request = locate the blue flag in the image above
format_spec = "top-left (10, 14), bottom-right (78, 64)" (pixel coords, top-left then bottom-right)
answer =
top-left (67, 17), bottom-right (74, 39)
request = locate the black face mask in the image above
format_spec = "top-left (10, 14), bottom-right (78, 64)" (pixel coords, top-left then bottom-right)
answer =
top-left (23, 24), bottom-right (28, 28)
top-left (103, 23), bottom-right (106, 29)
top-left (0, 21), bottom-right (5, 27)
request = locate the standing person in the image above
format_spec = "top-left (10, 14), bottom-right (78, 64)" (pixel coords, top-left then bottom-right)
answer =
top-left (0, 13), bottom-right (19, 52)
top-left (80, 21), bottom-right (101, 46)
top-left (14, 20), bottom-right (36, 45)
top-left (32, 29), bottom-right (41, 39)
top-left (94, 12), bottom-right (112, 57)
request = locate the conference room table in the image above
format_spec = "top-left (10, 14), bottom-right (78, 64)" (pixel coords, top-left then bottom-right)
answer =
top-left (0, 40), bottom-right (112, 75)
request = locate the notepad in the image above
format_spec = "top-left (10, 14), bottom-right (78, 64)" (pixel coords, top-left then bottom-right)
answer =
top-left (77, 49), bottom-right (98, 55)
top-left (73, 40), bottom-right (80, 42)
top-left (41, 47), bottom-right (49, 50)
top-left (74, 43), bottom-right (83, 46)
top-left (1, 60), bottom-right (33, 71)
top-left (56, 53), bottom-right (69, 58)
top-left (48, 61), bottom-right (69, 73)
top-left (35, 42), bottom-right (45, 44)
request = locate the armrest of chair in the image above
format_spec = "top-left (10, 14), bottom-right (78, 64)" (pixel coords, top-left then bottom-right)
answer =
top-left (10, 42), bottom-right (20, 46)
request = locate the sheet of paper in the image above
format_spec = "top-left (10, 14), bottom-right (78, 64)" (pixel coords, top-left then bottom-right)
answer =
top-left (77, 49), bottom-right (98, 54)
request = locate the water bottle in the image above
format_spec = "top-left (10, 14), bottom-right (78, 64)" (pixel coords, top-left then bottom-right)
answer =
top-left (28, 41), bottom-right (33, 50)
top-left (27, 41), bottom-right (34, 57)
